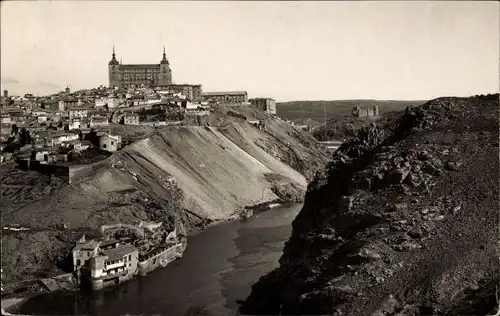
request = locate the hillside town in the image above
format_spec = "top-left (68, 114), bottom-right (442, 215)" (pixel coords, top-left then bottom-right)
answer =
top-left (0, 47), bottom-right (277, 183)
top-left (0, 49), bottom-right (282, 298)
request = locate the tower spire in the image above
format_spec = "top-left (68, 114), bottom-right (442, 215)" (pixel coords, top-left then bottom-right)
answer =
top-left (161, 46), bottom-right (168, 64)
top-left (109, 45), bottom-right (119, 65)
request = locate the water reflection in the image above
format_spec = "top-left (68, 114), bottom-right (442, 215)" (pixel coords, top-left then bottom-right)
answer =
top-left (19, 204), bottom-right (302, 316)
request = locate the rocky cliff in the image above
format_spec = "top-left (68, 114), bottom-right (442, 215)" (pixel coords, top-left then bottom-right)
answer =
top-left (1, 108), bottom-right (329, 283)
top-left (241, 94), bottom-right (499, 315)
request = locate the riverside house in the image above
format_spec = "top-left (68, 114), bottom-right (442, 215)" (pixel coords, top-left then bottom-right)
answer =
top-left (72, 236), bottom-right (139, 290)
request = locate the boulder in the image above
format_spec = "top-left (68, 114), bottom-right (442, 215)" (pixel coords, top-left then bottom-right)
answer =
top-left (372, 294), bottom-right (399, 316)
top-left (445, 161), bottom-right (461, 171)
top-left (388, 202), bottom-right (407, 213)
top-left (339, 196), bottom-right (354, 213)
top-left (357, 247), bottom-right (382, 260)
top-left (417, 151), bottom-right (432, 161)
top-left (404, 173), bottom-right (421, 187)
top-left (422, 162), bottom-right (443, 176)
top-left (394, 241), bottom-right (422, 252)
top-left (389, 168), bottom-right (410, 184)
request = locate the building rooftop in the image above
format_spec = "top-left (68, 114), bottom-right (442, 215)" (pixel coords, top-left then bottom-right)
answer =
top-left (165, 83), bottom-right (202, 87)
top-left (75, 239), bottom-right (101, 251)
top-left (103, 243), bottom-right (137, 261)
top-left (100, 238), bottom-right (120, 248)
top-left (120, 64), bottom-right (161, 69)
top-left (202, 91), bottom-right (247, 96)
top-left (100, 133), bottom-right (120, 142)
top-left (91, 116), bottom-right (108, 121)
top-left (250, 97), bottom-right (276, 101)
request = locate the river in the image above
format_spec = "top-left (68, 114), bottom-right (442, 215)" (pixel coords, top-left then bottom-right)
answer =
top-left (17, 203), bottom-right (302, 316)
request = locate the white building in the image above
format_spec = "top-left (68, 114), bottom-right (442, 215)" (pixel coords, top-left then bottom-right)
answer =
top-left (32, 110), bottom-right (47, 117)
top-left (51, 133), bottom-right (80, 146)
top-left (69, 119), bottom-right (82, 130)
top-left (69, 108), bottom-right (90, 119)
top-left (108, 98), bottom-right (119, 109)
top-left (95, 98), bottom-right (107, 108)
top-left (1, 115), bottom-right (12, 124)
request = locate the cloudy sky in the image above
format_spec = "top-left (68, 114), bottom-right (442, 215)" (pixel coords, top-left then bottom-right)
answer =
top-left (1, 1), bottom-right (498, 101)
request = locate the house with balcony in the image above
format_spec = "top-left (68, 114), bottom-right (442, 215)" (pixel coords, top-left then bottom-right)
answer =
top-left (72, 235), bottom-right (139, 290)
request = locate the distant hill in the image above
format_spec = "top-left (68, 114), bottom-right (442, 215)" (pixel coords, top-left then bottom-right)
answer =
top-left (1, 77), bottom-right (63, 97)
top-left (277, 100), bottom-right (426, 123)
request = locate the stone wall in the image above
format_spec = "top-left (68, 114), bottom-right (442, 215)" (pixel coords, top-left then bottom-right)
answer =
top-left (69, 159), bottom-right (108, 184)
top-left (100, 223), bottom-right (145, 239)
top-left (32, 161), bottom-right (70, 182)
top-left (138, 242), bottom-right (186, 276)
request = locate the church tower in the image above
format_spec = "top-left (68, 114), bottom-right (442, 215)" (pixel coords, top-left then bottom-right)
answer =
top-left (108, 45), bottom-right (121, 88)
top-left (158, 46), bottom-right (172, 86)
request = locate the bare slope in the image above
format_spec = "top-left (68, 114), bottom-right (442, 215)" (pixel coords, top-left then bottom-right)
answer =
top-left (241, 94), bottom-right (499, 315)
top-left (1, 118), bottom-right (327, 283)
top-left (121, 125), bottom-right (307, 220)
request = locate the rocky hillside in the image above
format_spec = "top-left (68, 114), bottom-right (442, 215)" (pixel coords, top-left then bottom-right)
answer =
top-left (313, 116), bottom-right (380, 141)
top-left (241, 94), bottom-right (499, 315)
top-left (1, 108), bottom-right (329, 283)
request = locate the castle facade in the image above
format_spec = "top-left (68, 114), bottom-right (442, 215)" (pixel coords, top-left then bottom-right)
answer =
top-left (108, 46), bottom-right (173, 88)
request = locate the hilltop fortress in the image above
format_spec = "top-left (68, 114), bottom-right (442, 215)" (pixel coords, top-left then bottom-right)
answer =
top-left (108, 46), bottom-right (173, 88)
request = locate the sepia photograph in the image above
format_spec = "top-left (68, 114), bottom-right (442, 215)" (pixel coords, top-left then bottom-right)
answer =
top-left (1, 1), bottom-right (499, 315)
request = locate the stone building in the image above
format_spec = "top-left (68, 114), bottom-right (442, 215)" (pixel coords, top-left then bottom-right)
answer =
top-left (98, 133), bottom-right (122, 152)
top-left (69, 107), bottom-right (90, 119)
top-left (163, 84), bottom-right (203, 102)
top-left (109, 46), bottom-right (172, 88)
top-left (202, 91), bottom-right (248, 105)
top-left (73, 236), bottom-right (100, 271)
top-left (352, 105), bottom-right (380, 118)
top-left (73, 236), bottom-right (139, 290)
top-left (123, 113), bottom-right (140, 125)
top-left (249, 97), bottom-right (276, 115)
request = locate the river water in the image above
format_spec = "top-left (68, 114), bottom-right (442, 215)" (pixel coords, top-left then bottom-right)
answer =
top-left (18, 203), bottom-right (302, 316)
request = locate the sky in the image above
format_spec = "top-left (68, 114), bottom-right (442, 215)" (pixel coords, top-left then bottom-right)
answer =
top-left (1, 1), bottom-right (498, 101)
